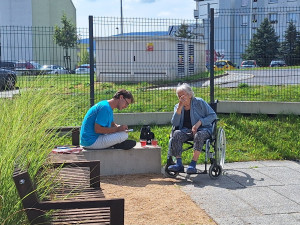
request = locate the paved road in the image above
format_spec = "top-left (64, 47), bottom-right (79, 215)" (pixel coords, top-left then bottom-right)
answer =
top-left (197, 68), bottom-right (300, 88)
top-left (177, 160), bottom-right (300, 225)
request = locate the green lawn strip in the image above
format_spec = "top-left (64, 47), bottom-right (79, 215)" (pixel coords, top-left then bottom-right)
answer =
top-left (128, 114), bottom-right (300, 165)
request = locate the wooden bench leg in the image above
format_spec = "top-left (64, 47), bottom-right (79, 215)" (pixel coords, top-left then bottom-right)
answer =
top-left (110, 198), bottom-right (125, 225)
top-left (72, 127), bottom-right (80, 146)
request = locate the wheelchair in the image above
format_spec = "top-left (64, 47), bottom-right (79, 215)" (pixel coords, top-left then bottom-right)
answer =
top-left (164, 119), bottom-right (226, 179)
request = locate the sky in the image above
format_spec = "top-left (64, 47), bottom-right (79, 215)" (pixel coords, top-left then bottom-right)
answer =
top-left (72, 0), bottom-right (198, 28)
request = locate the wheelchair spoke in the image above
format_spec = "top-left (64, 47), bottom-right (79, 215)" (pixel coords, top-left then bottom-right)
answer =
top-left (216, 127), bottom-right (226, 168)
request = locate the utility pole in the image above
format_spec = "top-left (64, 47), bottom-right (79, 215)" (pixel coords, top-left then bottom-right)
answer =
top-left (120, 0), bottom-right (124, 35)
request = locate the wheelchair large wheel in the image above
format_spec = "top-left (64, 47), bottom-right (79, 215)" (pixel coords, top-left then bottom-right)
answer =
top-left (164, 156), bottom-right (179, 178)
top-left (209, 164), bottom-right (222, 179)
top-left (215, 127), bottom-right (226, 168)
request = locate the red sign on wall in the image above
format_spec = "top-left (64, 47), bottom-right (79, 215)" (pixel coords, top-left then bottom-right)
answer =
top-left (146, 43), bottom-right (154, 51)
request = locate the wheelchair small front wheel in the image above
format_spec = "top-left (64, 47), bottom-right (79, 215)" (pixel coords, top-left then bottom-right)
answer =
top-left (164, 165), bottom-right (179, 178)
top-left (164, 156), bottom-right (179, 178)
top-left (209, 164), bottom-right (222, 179)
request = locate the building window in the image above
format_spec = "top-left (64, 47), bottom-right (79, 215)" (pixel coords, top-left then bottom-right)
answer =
top-left (240, 34), bottom-right (247, 46)
top-left (242, 0), bottom-right (248, 7)
top-left (252, 14), bottom-right (257, 23)
top-left (269, 13), bottom-right (278, 24)
top-left (242, 15), bottom-right (248, 26)
top-left (269, 0), bottom-right (278, 3)
top-left (287, 13), bottom-right (297, 23)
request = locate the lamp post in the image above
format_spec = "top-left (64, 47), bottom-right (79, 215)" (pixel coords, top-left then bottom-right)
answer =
top-left (120, 0), bottom-right (123, 35)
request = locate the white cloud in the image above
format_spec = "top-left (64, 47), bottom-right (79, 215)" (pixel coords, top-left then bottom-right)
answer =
top-left (73, 0), bottom-right (196, 27)
top-left (140, 0), bottom-right (156, 3)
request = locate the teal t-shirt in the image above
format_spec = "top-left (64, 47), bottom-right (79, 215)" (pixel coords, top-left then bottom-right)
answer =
top-left (80, 100), bottom-right (113, 146)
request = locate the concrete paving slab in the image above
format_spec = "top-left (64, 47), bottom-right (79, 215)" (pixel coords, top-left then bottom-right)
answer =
top-left (213, 217), bottom-right (246, 225)
top-left (231, 186), bottom-right (300, 214)
top-left (293, 212), bottom-right (300, 221)
top-left (182, 186), bottom-right (260, 218)
top-left (185, 173), bottom-right (245, 190)
top-left (242, 214), bottom-right (300, 225)
top-left (224, 168), bottom-right (282, 187)
top-left (255, 166), bottom-right (300, 185)
top-left (259, 160), bottom-right (297, 167)
top-left (270, 185), bottom-right (300, 204)
top-left (178, 160), bottom-right (300, 225)
top-left (224, 161), bottom-right (265, 169)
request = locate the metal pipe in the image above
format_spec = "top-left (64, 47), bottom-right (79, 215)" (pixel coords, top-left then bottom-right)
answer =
top-left (209, 8), bottom-right (214, 105)
top-left (89, 15), bottom-right (95, 107)
top-left (120, 0), bottom-right (123, 35)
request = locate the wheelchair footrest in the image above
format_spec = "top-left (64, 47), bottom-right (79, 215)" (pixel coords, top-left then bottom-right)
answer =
top-left (186, 168), bottom-right (208, 175)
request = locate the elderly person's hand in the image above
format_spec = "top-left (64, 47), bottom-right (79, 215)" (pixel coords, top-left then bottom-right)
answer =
top-left (191, 120), bottom-right (202, 135)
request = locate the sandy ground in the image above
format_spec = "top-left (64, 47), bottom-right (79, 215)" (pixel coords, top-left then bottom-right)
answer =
top-left (101, 173), bottom-right (216, 225)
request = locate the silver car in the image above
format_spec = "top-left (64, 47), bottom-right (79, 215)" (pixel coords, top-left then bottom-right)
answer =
top-left (75, 64), bottom-right (96, 74)
top-left (41, 65), bottom-right (69, 74)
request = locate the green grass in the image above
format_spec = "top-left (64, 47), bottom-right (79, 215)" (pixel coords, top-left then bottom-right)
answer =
top-left (15, 72), bottom-right (300, 126)
top-left (0, 80), bottom-right (75, 225)
top-left (127, 114), bottom-right (300, 165)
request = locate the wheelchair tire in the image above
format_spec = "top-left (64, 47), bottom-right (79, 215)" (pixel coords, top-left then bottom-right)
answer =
top-left (216, 127), bottom-right (226, 168)
top-left (164, 156), bottom-right (179, 178)
top-left (209, 164), bottom-right (222, 179)
top-left (164, 165), bottom-right (179, 178)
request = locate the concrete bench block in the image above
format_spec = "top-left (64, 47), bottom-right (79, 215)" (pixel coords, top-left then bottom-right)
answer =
top-left (82, 143), bottom-right (161, 176)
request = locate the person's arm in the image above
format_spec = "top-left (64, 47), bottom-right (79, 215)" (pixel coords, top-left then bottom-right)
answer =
top-left (171, 104), bottom-right (181, 127)
top-left (94, 123), bottom-right (128, 134)
top-left (191, 98), bottom-right (217, 135)
top-left (171, 94), bottom-right (186, 126)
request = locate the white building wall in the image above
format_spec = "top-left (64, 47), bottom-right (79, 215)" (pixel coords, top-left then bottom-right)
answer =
top-left (0, 0), bottom-right (33, 26)
top-left (96, 36), bottom-right (206, 82)
top-left (0, 0), bottom-right (76, 67)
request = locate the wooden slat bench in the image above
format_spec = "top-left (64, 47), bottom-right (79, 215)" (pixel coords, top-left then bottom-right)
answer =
top-left (13, 157), bottom-right (124, 225)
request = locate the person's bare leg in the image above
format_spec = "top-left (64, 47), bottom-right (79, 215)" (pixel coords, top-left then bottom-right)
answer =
top-left (192, 150), bottom-right (201, 161)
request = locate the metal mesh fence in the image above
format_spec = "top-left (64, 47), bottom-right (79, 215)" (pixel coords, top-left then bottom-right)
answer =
top-left (1, 7), bottom-right (300, 125)
top-left (92, 16), bottom-right (208, 114)
top-left (0, 26), bottom-right (91, 125)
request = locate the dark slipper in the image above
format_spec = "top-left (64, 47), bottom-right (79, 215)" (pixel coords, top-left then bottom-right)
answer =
top-left (113, 140), bottom-right (136, 150)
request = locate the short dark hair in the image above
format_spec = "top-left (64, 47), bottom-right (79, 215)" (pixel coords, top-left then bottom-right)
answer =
top-left (113, 89), bottom-right (134, 103)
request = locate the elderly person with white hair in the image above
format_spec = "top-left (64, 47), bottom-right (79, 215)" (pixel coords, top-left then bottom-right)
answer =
top-left (168, 83), bottom-right (217, 174)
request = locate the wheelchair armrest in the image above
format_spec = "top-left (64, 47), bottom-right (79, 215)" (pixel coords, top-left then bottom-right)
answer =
top-left (211, 119), bottom-right (219, 141)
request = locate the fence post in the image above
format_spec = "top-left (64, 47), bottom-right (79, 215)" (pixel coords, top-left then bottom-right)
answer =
top-left (89, 15), bottom-right (95, 107)
top-left (209, 8), bottom-right (215, 106)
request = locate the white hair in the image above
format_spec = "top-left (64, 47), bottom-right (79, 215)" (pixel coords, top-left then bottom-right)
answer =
top-left (176, 83), bottom-right (195, 98)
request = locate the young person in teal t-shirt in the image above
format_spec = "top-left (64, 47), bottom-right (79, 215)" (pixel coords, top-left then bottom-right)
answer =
top-left (80, 89), bottom-right (136, 150)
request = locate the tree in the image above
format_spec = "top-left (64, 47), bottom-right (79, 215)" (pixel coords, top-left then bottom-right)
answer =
top-left (175, 23), bottom-right (194, 39)
top-left (79, 50), bottom-right (90, 66)
top-left (242, 18), bottom-right (280, 67)
top-left (53, 14), bottom-right (78, 71)
top-left (280, 21), bottom-right (300, 66)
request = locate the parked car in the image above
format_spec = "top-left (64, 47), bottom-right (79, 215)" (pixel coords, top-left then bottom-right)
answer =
top-left (41, 65), bottom-right (69, 74)
top-left (0, 61), bottom-right (16, 70)
top-left (241, 60), bottom-right (257, 68)
top-left (75, 64), bottom-right (96, 74)
top-left (214, 60), bottom-right (236, 71)
top-left (0, 68), bottom-right (17, 90)
top-left (15, 61), bottom-right (41, 70)
top-left (269, 60), bottom-right (287, 67)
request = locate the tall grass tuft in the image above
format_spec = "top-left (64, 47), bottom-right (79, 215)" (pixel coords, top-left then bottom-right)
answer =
top-left (0, 81), bottom-right (75, 224)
